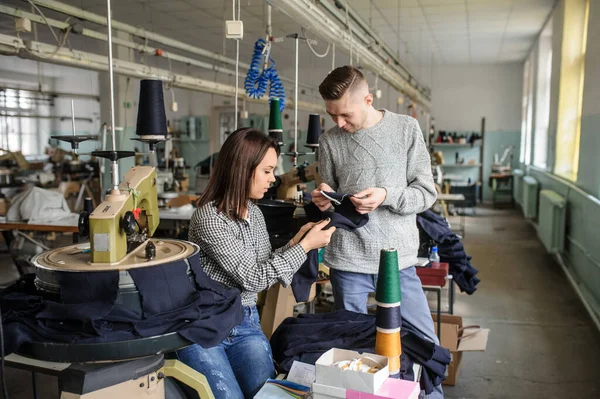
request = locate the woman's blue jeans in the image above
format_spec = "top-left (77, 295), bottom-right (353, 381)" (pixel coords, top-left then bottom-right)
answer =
top-left (174, 306), bottom-right (275, 399)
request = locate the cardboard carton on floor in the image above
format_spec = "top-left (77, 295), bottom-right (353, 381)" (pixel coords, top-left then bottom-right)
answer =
top-left (315, 349), bottom-right (389, 394)
top-left (432, 314), bottom-right (489, 386)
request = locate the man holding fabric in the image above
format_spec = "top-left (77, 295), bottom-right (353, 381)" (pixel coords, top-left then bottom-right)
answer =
top-left (311, 66), bottom-right (442, 397)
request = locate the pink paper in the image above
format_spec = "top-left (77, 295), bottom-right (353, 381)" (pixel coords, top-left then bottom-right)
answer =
top-left (346, 378), bottom-right (420, 399)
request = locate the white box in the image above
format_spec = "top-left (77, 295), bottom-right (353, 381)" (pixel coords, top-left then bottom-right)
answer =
top-left (225, 20), bottom-right (243, 39)
top-left (15, 18), bottom-right (32, 33)
top-left (315, 349), bottom-right (389, 394)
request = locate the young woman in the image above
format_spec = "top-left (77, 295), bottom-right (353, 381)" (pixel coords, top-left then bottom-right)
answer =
top-left (175, 127), bottom-right (334, 399)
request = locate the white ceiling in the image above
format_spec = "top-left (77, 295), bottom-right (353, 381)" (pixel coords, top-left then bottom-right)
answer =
top-left (0, 0), bottom-right (557, 88)
top-left (346, 0), bottom-right (557, 66)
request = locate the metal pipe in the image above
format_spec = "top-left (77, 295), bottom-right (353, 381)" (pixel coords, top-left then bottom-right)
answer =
top-left (0, 113), bottom-right (93, 122)
top-left (0, 6), bottom-right (237, 77)
top-left (318, 0), bottom-right (416, 82)
top-left (0, 34), bottom-right (325, 113)
top-left (265, 0), bottom-right (430, 108)
top-left (294, 35), bottom-right (298, 167)
top-left (29, 0), bottom-right (242, 68)
top-left (24, 0), bottom-right (314, 91)
top-left (70, 100), bottom-right (75, 135)
top-left (0, 85), bottom-right (98, 101)
top-left (106, 0), bottom-right (118, 191)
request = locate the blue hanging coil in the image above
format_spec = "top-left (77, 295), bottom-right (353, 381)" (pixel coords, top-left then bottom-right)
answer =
top-left (244, 38), bottom-right (286, 112)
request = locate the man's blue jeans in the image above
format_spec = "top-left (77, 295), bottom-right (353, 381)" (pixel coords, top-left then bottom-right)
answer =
top-left (174, 306), bottom-right (275, 399)
top-left (330, 265), bottom-right (444, 399)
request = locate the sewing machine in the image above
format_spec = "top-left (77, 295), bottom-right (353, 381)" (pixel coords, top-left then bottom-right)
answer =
top-left (86, 165), bottom-right (159, 264)
top-left (21, 162), bottom-right (213, 399)
top-left (273, 161), bottom-right (322, 200)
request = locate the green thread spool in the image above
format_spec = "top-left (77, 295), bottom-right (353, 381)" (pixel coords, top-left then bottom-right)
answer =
top-left (268, 98), bottom-right (283, 144)
top-left (375, 248), bottom-right (402, 304)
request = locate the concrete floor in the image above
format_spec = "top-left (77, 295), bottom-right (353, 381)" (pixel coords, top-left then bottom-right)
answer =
top-left (442, 207), bottom-right (600, 399)
top-left (1, 207), bottom-right (599, 398)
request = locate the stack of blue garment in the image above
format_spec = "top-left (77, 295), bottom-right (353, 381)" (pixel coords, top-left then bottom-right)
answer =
top-left (270, 310), bottom-right (450, 395)
top-left (1, 252), bottom-right (243, 356)
top-left (417, 210), bottom-right (480, 294)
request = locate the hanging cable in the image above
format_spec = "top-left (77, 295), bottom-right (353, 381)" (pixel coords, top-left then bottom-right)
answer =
top-left (233, 0), bottom-right (240, 130)
top-left (302, 28), bottom-right (330, 58)
top-left (332, 43), bottom-right (336, 71)
top-left (345, 0), bottom-right (353, 66)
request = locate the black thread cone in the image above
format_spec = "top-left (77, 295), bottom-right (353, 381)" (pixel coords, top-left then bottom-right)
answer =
top-left (136, 79), bottom-right (167, 137)
top-left (306, 114), bottom-right (321, 147)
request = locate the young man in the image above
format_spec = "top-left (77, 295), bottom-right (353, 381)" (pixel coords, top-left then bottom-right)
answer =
top-left (311, 66), bottom-right (442, 398)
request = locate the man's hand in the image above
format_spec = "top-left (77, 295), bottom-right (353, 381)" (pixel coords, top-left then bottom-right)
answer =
top-left (350, 188), bottom-right (387, 214)
top-left (310, 183), bottom-right (335, 211)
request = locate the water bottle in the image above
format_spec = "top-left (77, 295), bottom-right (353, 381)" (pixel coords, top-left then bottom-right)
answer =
top-left (429, 246), bottom-right (440, 265)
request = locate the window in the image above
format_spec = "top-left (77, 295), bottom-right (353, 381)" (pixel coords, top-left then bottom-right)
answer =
top-left (533, 20), bottom-right (553, 168)
top-left (520, 55), bottom-right (534, 165)
top-left (555, 0), bottom-right (590, 180)
top-left (0, 88), bottom-right (51, 156)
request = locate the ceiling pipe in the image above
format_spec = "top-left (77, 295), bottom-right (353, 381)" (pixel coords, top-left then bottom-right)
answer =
top-left (0, 33), bottom-right (324, 113)
top-left (25, 0), bottom-right (314, 90)
top-left (318, 0), bottom-right (430, 98)
top-left (0, 4), bottom-right (236, 77)
top-left (265, 0), bottom-right (431, 109)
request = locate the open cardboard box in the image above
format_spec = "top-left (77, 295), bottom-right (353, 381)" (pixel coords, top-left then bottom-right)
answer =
top-left (315, 349), bottom-right (389, 394)
top-left (432, 314), bottom-right (489, 386)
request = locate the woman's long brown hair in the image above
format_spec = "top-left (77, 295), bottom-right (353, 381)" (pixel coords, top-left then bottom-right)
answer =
top-left (198, 127), bottom-right (280, 221)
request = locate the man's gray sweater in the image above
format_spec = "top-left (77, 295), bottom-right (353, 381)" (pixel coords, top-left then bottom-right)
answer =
top-left (319, 110), bottom-right (437, 273)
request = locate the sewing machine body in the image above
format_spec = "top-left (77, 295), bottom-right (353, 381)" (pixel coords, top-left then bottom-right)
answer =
top-left (89, 166), bottom-right (159, 263)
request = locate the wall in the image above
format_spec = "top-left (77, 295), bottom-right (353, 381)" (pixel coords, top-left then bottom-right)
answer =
top-left (577, 0), bottom-right (600, 198)
top-left (431, 64), bottom-right (523, 201)
top-left (521, 0), bottom-right (600, 327)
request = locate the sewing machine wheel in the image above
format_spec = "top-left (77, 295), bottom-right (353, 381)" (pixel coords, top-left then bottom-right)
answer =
top-left (32, 238), bottom-right (197, 272)
top-left (32, 239), bottom-right (200, 314)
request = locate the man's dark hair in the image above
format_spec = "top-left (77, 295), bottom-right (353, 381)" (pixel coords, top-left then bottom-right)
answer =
top-left (319, 66), bottom-right (366, 100)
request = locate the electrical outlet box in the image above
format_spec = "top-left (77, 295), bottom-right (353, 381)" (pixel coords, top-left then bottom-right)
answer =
top-left (225, 20), bottom-right (243, 40)
top-left (15, 18), bottom-right (32, 33)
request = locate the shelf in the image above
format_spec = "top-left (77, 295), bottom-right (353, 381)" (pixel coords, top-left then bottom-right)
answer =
top-left (441, 164), bottom-right (482, 168)
top-left (432, 143), bottom-right (481, 147)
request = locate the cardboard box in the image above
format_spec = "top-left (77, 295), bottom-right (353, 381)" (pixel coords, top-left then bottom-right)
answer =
top-left (313, 378), bottom-right (420, 399)
top-left (432, 314), bottom-right (489, 386)
top-left (315, 349), bottom-right (389, 394)
top-left (0, 198), bottom-right (8, 216)
top-left (260, 283), bottom-right (316, 339)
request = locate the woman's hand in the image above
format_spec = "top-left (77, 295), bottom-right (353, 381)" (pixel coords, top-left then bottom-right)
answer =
top-left (290, 222), bottom-right (318, 247)
top-left (299, 219), bottom-right (336, 252)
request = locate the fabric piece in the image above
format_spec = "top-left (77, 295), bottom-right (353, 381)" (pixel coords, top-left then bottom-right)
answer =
top-left (290, 201), bottom-right (368, 302)
top-left (417, 210), bottom-right (480, 294)
top-left (57, 270), bottom-right (119, 305)
top-left (188, 201), bottom-right (307, 306)
top-left (1, 252), bottom-right (244, 356)
top-left (129, 261), bottom-right (197, 316)
top-left (269, 310), bottom-right (450, 394)
top-left (6, 186), bottom-right (78, 225)
top-left (318, 110), bottom-right (437, 273)
top-left (319, 191), bottom-right (365, 226)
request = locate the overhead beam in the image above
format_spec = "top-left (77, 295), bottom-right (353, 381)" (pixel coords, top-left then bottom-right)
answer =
top-left (0, 33), bottom-right (324, 114)
top-left (266, 0), bottom-right (431, 109)
top-left (25, 0), bottom-right (314, 91)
